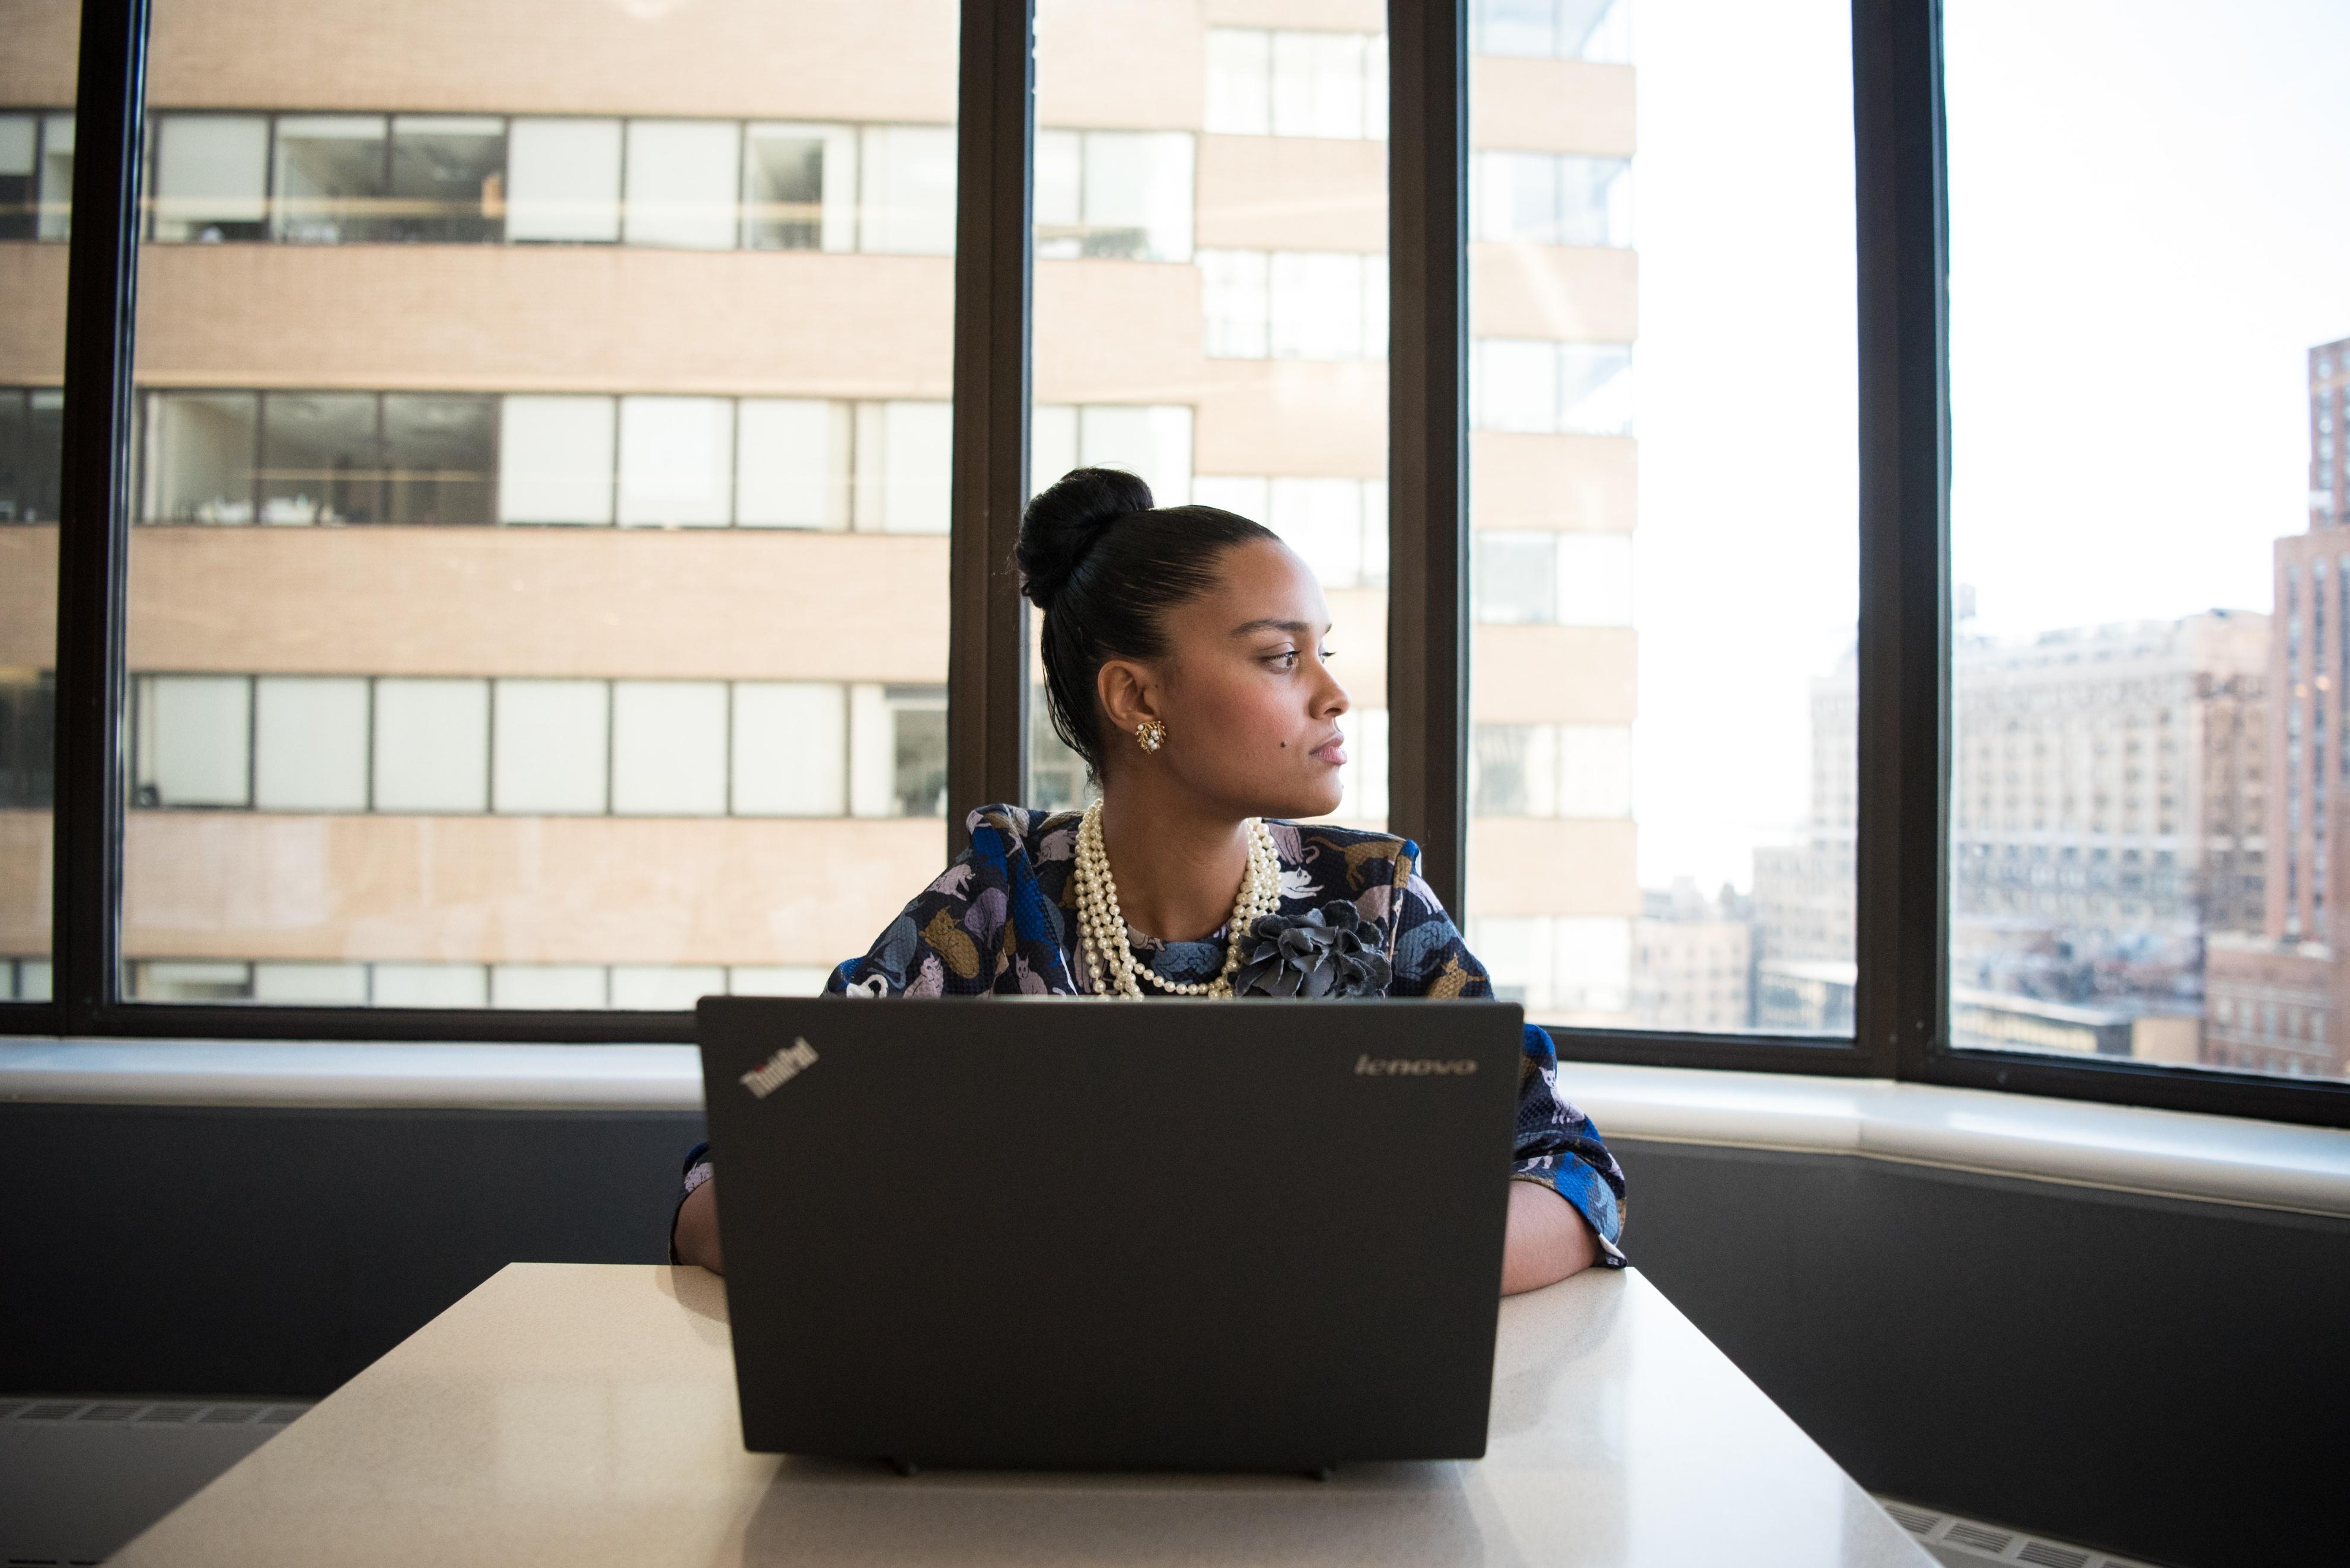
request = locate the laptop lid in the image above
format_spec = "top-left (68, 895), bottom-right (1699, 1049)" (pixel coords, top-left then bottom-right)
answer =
top-left (696, 995), bottom-right (1525, 1472)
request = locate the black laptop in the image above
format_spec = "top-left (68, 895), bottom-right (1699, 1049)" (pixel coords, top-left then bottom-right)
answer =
top-left (694, 995), bottom-right (1526, 1474)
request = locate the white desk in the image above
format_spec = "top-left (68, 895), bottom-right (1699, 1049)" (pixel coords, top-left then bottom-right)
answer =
top-left (111, 1264), bottom-right (1933, 1567)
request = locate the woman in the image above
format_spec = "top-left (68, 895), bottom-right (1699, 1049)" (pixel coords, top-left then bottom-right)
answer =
top-left (674, 468), bottom-right (1625, 1292)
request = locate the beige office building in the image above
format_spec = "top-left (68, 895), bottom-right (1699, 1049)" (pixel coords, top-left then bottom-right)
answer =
top-left (0, 0), bottom-right (1639, 1016)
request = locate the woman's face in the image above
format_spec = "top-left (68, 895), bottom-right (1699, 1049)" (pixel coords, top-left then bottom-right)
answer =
top-left (1122, 537), bottom-right (1352, 820)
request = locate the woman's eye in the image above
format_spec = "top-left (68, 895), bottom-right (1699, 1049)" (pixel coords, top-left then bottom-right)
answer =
top-left (1267, 650), bottom-right (1300, 669)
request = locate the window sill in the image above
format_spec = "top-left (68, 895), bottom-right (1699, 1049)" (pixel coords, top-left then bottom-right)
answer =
top-left (4, 1037), bottom-right (2347, 1219)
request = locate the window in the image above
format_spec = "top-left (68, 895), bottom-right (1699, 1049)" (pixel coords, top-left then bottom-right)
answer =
top-left (490, 680), bottom-right (610, 815)
top-left (133, 675), bottom-right (252, 808)
top-left (505, 118), bottom-right (623, 243)
top-left (1472, 340), bottom-right (1634, 435)
top-left (270, 116), bottom-right (390, 243)
top-left (1030, 405), bottom-right (1194, 507)
top-left (1200, 250), bottom-right (1387, 360)
top-left (732, 683), bottom-right (847, 816)
top-left (253, 678), bottom-right (369, 812)
top-left (618, 397), bottom-right (734, 528)
top-left (851, 685), bottom-right (948, 819)
top-left (1472, 152), bottom-right (1632, 247)
top-left (735, 400), bottom-right (850, 528)
top-left (387, 116), bottom-right (505, 242)
top-left (622, 120), bottom-right (741, 250)
top-left (611, 682), bottom-right (728, 816)
top-left (150, 114), bottom-right (269, 241)
top-left (260, 392), bottom-right (380, 524)
top-left (4, 21), bottom-right (72, 1004)
top-left (0, 388), bottom-right (65, 523)
top-left (498, 397), bottom-right (616, 525)
top-left (1469, 0), bottom-right (1632, 62)
top-left (1204, 28), bottom-right (1388, 140)
top-left (1462, 0), bottom-right (1854, 1033)
top-left (1034, 4), bottom-right (1385, 827)
top-left (0, 112), bottom-right (65, 241)
top-left (1192, 477), bottom-right (1389, 589)
top-left (1473, 533), bottom-right (1632, 627)
top-left (742, 123), bottom-right (856, 252)
top-left (857, 124), bottom-right (955, 256)
top-left (1946, 0), bottom-right (2345, 1082)
top-left (1035, 130), bottom-right (1194, 262)
top-left (382, 395), bottom-right (496, 526)
top-left (372, 679), bottom-right (490, 813)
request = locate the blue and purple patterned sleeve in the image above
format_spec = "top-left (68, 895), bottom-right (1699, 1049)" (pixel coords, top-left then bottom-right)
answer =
top-left (1385, 856), bottom-right (1628, 1266)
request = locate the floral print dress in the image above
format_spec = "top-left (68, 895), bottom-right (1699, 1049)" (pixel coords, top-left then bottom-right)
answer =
top-left (678, 804), bottom-right (1627, 1264)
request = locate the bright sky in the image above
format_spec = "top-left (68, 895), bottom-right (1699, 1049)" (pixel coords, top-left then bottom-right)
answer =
top-left (1622, 0), bottom-right (2350, 894)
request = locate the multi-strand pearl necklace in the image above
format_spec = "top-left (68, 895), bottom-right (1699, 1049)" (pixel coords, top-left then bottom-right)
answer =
top-left (1072, 799), bottom-right (1281, 998)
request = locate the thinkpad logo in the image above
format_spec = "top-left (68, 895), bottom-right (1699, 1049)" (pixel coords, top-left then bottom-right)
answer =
top-left (1354, 1055), bottom-right (1477, 1077)
top-left (741, 1038), bottom-right (819, 1098)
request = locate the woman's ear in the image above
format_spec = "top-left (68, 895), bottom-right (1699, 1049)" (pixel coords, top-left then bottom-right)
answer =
top-left (1096, 659), bottom-right (1159, 739)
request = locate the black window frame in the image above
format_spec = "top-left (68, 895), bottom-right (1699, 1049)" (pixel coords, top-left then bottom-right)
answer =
top-left (11, 0), bottom-right (2346, 1131)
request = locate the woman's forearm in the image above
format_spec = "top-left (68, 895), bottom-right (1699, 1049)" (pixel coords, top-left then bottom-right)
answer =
top-left (674, 1177), bottom-right (725, 1274)
top-left (1500, 1177), bottom-right (1596, 1294)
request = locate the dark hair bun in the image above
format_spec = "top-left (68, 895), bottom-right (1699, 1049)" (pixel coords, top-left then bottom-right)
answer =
top-left (1016, 467), bottom-right (1156, 610)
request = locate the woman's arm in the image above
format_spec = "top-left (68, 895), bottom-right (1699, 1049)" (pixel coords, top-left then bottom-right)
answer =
top-left (673, 1176), bottom-right (724, 1274)
top-left (1501, 1177), bottom-right (1597, 1294)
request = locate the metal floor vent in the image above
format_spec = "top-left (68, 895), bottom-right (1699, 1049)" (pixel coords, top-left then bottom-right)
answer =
top-left (1, 1397), bottom-right (314, 1565)
top-left (1874, 1496), bottom-right (2167, 1568)
top-left (0, 1399), bottom-right (308, 1428)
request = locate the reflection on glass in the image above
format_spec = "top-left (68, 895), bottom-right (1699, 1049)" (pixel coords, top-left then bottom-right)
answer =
top-left (126, 0), bottom-right (958, 1006)
top-left (1947, 2), bottom-right (2350, 1081)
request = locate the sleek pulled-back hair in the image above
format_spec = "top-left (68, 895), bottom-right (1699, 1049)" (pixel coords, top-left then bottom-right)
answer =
top-left (1016, 467), bottom-right (1280, 776)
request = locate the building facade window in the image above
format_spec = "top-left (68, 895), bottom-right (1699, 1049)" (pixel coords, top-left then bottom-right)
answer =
top-left (1469, 0), bottom-right (1632, 62)
top-left (127, 673), bottom-right (952, 822)
top-left (1191, 475), bottom-right (1389, 589)
top-left (1200, 250), bottom-right (1388, 360)
top-left (0, 388), bottom-right (65, 523)
top-left (132, 389), bottom-right (952, 532)
top-left (1472, 532), bottom-right (1634, 626)
top-left (1034, 130), bottom-right (1194, 262)
top-left (1471, 151), bottom-right (1632, 247)
top-left (138, 111), bottom-right (965, 256)
top-left (1203, 28), bottom-right (1388, 140)
top-left (1471, 340), bottom-right (1635, 434)
top-left (0, 110), bottom-right (75, 239)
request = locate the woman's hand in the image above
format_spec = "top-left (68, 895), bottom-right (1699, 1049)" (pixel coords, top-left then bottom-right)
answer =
top-left (1500, 1178), bottom-right (1596, 1295)
top-left (673, 1176), bottom-right (725, 1275)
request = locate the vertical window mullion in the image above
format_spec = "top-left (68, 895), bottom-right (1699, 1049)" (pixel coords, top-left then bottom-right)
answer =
top-left (1850, 0), bottom-right (1950, 1081)
top-left (53, 0), bottom-right (152, 1029)
top-left (945, 0), bottom-right (1034, 852)
top-left (1386, 0), bottom-right (1469, 916)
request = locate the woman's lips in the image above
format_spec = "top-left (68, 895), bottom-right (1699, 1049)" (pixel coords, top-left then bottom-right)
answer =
top-left (1310, 735), bottom-right (1347, 767)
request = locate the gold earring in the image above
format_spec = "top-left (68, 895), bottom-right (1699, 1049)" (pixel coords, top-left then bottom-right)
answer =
top-left (1134, 718), bottom-right (1166, 754)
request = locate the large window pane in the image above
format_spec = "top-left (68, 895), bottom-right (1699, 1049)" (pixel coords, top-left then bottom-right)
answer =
top-left (505, 118), bottom-right (622, 243)
top-left (126, 3), bottom-right (957, 1007)
top-left (1948, 2), bottom-right (2348, 1080)
top-left (260, 392), bottom-right (380, 524)
top-left (151, 114), bottom-right (269, 241)
top-left (1465, 1), bottom-right (1858, 1032)
top-left (1030, 1), bottom-right (1388, 829)
top-left (270, 115), bottom-right (390, 243)
top-left (387, 116), bottom-right (505, 243)
top-left (622, 120), bottom-right (742, 250)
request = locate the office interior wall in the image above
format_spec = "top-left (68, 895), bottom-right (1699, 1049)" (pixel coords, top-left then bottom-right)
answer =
top-left (1, 1107), bottom-right (2339, 1568)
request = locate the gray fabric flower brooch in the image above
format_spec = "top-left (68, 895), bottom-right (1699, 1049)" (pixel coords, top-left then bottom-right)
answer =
top-left (1233, 900), bottom-right (1393, 998)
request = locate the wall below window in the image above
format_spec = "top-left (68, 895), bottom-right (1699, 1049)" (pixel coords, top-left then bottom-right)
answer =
top-left (2, 1104), bottom-right (2339, 1568)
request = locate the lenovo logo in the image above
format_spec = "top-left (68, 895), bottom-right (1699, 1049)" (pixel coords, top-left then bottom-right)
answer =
top-left (741, 1038), bottom-right (819, 1099)
top-left (1354, 1054), bottom-right (1478, 1077)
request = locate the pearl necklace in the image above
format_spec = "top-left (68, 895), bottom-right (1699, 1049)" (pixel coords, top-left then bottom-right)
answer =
top-left (1072, 800), bottom-right (1281, 999)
